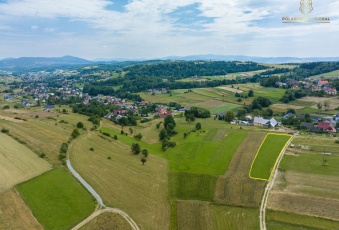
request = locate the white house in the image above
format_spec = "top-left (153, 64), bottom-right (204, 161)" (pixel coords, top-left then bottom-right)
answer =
top-left (254, 116), bottom-right (278, 128)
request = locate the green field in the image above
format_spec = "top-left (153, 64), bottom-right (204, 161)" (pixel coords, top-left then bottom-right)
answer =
top-left (167, 129), bottom-right (247, 175)
top-left (17, 168), bottom-right (95, 230)
top-left (280, 154), bottom-right (339, 176)
top-left (250, 134), bottom-right (292, 180)
top-left (169, 172), bottom-right (217, 201)
top-left (266, 210), bottom-right (339, 230)
top-left (309, 70), bottom-right (339, 79)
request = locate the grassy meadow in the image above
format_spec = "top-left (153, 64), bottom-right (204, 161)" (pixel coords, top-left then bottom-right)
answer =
top-left (250, 134), bottom-right (292, 180)
top-left (0, 132), bottom-right (51, 192)
top-left (17, 168), bottom-right (95, 230)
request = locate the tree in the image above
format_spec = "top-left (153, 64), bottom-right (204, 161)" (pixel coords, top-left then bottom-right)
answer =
top-left (141, 149), bottom-right (149, 158)
top-left (323, 101), bottom-right (330, 111)
top-left (287, 108), bottom-right (296, 114)
top-left (251, 98), bottom-right (262, 110)
top-left (129, 127), bottom-right (133, 134)
top-left (248, 89), bottom-right (254, 97)
top-left (76, 122), bottom-right (84, 129)
top-left (317, 102), bottom-right (323, 113)
top-left (164, 115), bottom-right (176, 129)
top-left (159, 129), bottom-right (168, 141)
top-left (195, 122), bottom-right (202, 130)
top-left (185, 114), bottom-right (195, 123)
top-left (141, 157), bottom-right (147, 165)
top-left (71, 129), bottom-right (80, 139)
top-left (134, 133), bottom-right (143, 140)
top-left (131, 143), bottom-right (141, 154)
top-left (224, 111), bottom-right (235, 122)
top-left (266, 108), bottom-right (273, 117)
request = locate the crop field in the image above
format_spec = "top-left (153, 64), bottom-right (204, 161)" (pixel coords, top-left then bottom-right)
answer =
top-left (17, 168), bottom-right (95, 230)
top-left (214, 132), bottom-right (267, 208)
top-left (70, 133), bottom-right (170, 230)
top-left (250, 133), bottom-right (292, 181)
top-left (167, 129), bottom-right (247, 175)
top-left (175, 201), bottom-right (260, 230)
top-left (266, 210), bottom-right (339, 230)
top-left (309, 70), bottom-right (339, 79)
top-left (0, 189), bottom-right (43, 230)
top-left (0, 133), bottom-right (51, 192)
top-left (169, 172), bottom-right (218, 201)
top-left (80, 212), bottom-right (133, 230)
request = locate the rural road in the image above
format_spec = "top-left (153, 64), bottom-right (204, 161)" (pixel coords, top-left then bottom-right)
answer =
top-left (259, 133), bottom-right (295, 230)
top-left (71, 207), bottom-right (140, 230)
top-left (67, 127), bottom-right (140, 230)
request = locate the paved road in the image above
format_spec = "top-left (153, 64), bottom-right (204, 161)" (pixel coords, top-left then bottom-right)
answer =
top-left (259, 133), bottom-right (295, 230)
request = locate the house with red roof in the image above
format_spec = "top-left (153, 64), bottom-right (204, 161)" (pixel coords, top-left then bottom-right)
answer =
top-left (317, 122), bottom-right (336, 133)
top-left (157, 106), bottom-right (173, 118)
top-left (324, 87), bottom-right (337, 95)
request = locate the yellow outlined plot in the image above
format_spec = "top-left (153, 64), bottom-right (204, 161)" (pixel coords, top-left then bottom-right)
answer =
top-left (249, 133), bottom-right (292, 181)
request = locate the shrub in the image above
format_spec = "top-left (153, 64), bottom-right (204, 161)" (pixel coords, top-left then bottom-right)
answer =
top-left (1, 128), bottom-right (9, 133)
top-left (335, 140), bottom-right (339, 144)
top-left (90, 147), bottom-right (94, 151)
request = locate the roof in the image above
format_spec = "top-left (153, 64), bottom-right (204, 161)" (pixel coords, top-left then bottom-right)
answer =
top-left (317, 122), bottom-right (336, 133)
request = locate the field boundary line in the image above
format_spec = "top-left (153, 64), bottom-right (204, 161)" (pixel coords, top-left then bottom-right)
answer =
top-left (249, 133), bottom-right (292, 181)
top-left (259, 132), bottom-right (295, 230)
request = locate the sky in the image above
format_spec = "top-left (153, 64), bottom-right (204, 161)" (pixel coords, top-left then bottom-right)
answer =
top-left (0, 0), bottom-right (338, 60)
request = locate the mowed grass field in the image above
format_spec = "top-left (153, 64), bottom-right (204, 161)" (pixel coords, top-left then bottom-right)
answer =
top-left (214, 132), bottom-right (267, 208)
top-left (174, 201), bottom-right (260, 230)
top-left (17, 168), bottom-right (95, 230)
top-left (0, 189), bottom-right (43, 230)
top-left (0, 108), bottom-right (92, 164)
top-left (70, 132), bottom-right (170, 230)
top-left (268, 132), bottom-right (339, 225)
top-left (0, 133), bottom-right (52, 192)
top-left (250, 134), bottom-right (292, 180)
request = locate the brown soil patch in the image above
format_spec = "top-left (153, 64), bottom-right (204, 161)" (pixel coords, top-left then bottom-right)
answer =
top-left (80, 212), bottom-right (133, 230)
top-left (216, 86), bottom-right (243, 93)
top-left (176, 200), bottom-right (211, 230)
top-left (0, 189), bottom-right (43, 230)
top-left (194, 100), bottom-right (224, 108)
top-left (271, 104), bottom-right (305, 110)
top-left (268, 191), bottom-right (339, 221)
top-left (214, 132), bottom-right (267, 208)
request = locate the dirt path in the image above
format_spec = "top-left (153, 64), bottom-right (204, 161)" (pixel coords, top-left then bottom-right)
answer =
top-left (259, 133), bottom-right (295, 230)
top-left (67, 123), bottom-right (140, 230)
top-left (71, 207), bottom-right (139, 230)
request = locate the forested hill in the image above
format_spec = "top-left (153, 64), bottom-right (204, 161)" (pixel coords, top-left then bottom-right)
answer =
top-left (123, 61), bottom-right (269, 79)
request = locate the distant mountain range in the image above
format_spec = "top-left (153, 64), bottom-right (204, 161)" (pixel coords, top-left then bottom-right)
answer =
top-left (160, 55), bottom-right (339, 64)
top-left (1, 55), bottom-right (339, 69)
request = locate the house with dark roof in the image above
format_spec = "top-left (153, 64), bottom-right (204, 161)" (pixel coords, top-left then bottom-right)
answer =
top-left (300, 122), bottom-right (321, 132)
top-left (43, 105), bottom-right (54, 111)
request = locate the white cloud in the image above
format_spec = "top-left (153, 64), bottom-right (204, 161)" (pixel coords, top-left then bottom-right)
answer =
top-left (31, 25), bottom-right (38, 30)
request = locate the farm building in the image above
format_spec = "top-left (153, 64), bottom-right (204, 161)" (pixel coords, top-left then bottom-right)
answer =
top-left (43, 105), bottom-right (54, 111)
top-left (253, 117), bottom-right (278, 128)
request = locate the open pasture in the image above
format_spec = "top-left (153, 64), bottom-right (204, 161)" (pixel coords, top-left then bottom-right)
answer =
top-left (70, 133), bottom-right (170, 230)
top-left (309, 70), bottom-right (339, 79)
top-left (0, 133), bottom-right (51, 192)
top-left (0, 189), bottom-right (43, 230)
top-left (266, 210), bottom-right (339, 230)
top-left (214, 132), bottom-right (266, 208)
top-left (250, 133), bottom-right (292, 181)
top-left (175, 201), bottom-right (260, 230)
top-left (17, 168), bottom-right (95, 230)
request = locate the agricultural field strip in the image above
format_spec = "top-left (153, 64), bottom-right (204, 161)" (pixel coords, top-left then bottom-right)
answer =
top-left (66, 131), bottom-right (140, 230)
top-left (259, 134), bottom-right (295, 230)
top-left (249, 133), bottom-right (292, 181)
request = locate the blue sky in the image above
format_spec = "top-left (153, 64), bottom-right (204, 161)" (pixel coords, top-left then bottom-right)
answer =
top-left (0, 0), bottom-right (338, 60)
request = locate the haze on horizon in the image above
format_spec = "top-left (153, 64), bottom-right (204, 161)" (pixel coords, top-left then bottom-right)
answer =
top-left (0, 0), bottom-right (338, 60)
